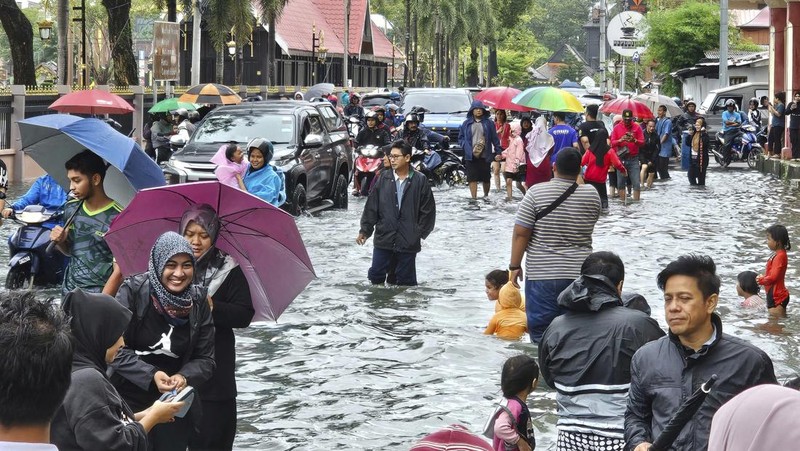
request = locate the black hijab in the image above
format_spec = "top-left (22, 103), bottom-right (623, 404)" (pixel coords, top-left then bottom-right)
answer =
top-left (179, 204), bottom-right (227, 287)
top-left (62, 289), bottom-right (131, 374)
top-left (591, 128), bottom-right (611, 167)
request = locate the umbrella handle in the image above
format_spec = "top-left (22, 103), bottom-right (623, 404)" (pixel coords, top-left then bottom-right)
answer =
top-left (701, 374), bottom-right (718, 393)
top-left (46, 199), bottom-right (84, 254)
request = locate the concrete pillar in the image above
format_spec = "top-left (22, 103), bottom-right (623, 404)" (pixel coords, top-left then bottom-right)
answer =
top-left (770, 5), bottom-right (787, 96)
top-left (131, 85), bottom-right (145, 145)
top-left (56, 84), bottom-right (71, 96)
top-left (786, 1), bottom-right (800, 156)
top-left (239, 85), bottom-right (248, 100)
top-left (259, 85), bottom-right (268, 100)
top-left (10, 85), bottom-right (25, 182)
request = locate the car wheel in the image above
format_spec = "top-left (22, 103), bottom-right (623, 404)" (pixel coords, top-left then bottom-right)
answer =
top-left (289, 183), bottom-right (307, 216)
top-left (331, 173), bottom-right (348, 209)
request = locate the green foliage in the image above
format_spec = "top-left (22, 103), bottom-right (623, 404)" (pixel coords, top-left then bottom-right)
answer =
top-left (0, 7), bottom-right (56, 67)
top-left (527, 0), bottom-right (593, 52)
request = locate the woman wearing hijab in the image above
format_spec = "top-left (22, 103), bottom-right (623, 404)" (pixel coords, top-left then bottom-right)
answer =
top-left (243, 138), bottom-right (286, 207)
top-left (524, 116), bottom-right (555, 187)
top-left (180, 204), bottom-right (254, 451)
top-left (684, 117), bottom-right (710, 186)
top-left (580, 128), bottom-right (627, 210)
top-left (110, 232), bottom-right (215, 451)
top-left (52, 289), bottom-right (183, 451)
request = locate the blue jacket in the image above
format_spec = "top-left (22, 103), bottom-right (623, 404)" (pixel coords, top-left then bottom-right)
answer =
top-left (656, 117), bottom-right (675, 157)
top-left (458, 100), bottom-right (502, 162)
top-left (10, 175), bottom-right (68, 229)
top-left (243, 165), bottom-right (286, 207)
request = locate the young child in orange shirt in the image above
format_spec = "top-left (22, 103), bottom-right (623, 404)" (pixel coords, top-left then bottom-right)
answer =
top-left (485, 281), bottom-right (528, 340)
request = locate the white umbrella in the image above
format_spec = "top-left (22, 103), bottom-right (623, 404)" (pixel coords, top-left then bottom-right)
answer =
top-left (634, 93), bottom-right (683, 117)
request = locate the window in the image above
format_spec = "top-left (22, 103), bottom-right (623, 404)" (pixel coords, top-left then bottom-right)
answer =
top-left (319, 105), bottom-right (344, 131)
top-left (729, 76), bottom-right (747, 85)
top-left (301, 114), bottom-right (324, 140)
top-left (713, 96), bottom-right (742, 111)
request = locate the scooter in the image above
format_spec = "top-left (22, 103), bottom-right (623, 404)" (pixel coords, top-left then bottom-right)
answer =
top-left (411, 146), bottom-right (467, 187)
top-left (353, 145), bottom-right (383, 196)
top-left (6, 205), bottom-right (66, 289)
top-left (346, 116), bottom-right (363, 145)
top-left (712, 124), bottom-right (763, 168)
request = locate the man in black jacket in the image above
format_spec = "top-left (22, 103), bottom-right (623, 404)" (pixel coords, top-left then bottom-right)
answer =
top-left (357, 140), bottom-right (436, 286)
top-left (625, 254), bottom-right (777, 451)
top-left (539, 252), bottom-right (663, 451)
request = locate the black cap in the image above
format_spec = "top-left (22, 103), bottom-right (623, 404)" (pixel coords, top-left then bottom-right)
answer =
top-left (622, 109), bottom-right (633, 119)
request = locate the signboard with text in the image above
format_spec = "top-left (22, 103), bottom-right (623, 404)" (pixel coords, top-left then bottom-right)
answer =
top-left (153, 21), bottom-right (180, 81)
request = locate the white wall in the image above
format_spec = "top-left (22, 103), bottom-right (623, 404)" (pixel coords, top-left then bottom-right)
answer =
top-left (680, 65), bottom-right (768, 103)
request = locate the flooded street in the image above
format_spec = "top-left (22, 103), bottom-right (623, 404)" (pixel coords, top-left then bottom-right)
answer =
top-left (4, 164), bottom-right (799, 450)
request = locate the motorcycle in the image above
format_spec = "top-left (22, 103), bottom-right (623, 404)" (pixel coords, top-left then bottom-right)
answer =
top-left (411, 146), bottom-right (467, 187)
top-left (347, 116), bottom-right (363, 144)
top-left (6, 205), bottom-right (66, 289)
top-left (354, 145), bottom-right (384, 196)
top-left (712, 124), bottom-right (763, 169)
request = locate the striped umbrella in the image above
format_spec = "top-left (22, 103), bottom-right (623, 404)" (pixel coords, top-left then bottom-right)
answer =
top-left (178, 83), bottom-right (242, 105)
top-left (512, 86), bottom-right (584, 113)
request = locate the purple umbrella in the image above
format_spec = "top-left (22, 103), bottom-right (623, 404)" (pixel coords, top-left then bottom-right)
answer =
top-left (105, 181), bottom-right (315, 321)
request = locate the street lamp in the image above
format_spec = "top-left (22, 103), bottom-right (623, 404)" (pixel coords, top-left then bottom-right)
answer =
top-left (38, 19), bottom-right (53, 40)
top-left (311, 24), bottom-right (326, 84)
top-left (227, 40), bottom-right (237, 60)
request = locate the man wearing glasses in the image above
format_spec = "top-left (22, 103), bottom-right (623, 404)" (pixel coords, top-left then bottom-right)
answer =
top-left (357, 140), bottom-right (436, 286)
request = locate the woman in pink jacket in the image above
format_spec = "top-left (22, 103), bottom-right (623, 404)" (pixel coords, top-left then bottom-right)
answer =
top-left (502, 122), bottom-right (527, 201)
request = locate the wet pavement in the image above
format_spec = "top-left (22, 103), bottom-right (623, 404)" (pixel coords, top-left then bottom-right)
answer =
top-left (4, 163), bottom-right (799, 450)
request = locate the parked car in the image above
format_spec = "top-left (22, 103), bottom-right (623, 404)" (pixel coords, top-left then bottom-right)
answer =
top-left (400, 88), bottom-right (473, 157)
top-left (697, 82), bottom-right (768, 132)
top-left (162, 100), bottom-right (353, 215)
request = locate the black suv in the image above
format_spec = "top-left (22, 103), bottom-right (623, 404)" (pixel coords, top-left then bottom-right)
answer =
top-left (163, 100), bottom-right (353, 215)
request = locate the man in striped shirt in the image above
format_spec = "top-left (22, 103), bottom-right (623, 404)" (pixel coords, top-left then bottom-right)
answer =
top-left (509, 147), bottom-right (601, 343)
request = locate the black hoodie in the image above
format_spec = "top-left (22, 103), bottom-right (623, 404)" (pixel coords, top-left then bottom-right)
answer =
top-left (51, 289), bottom-right (147, 451)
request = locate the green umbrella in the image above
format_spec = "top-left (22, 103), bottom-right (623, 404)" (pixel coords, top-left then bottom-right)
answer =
top-left (148, 98), bottom-right (200, 114)
top-left (511, 86), bottom-right (584, 113)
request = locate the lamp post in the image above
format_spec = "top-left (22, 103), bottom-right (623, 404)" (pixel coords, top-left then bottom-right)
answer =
top-left (38, 1), bottom-right (53, 41)
top-left (72, 0), bottom-right (87, 87)
top-left (311, 24), bottom-right (326, 84)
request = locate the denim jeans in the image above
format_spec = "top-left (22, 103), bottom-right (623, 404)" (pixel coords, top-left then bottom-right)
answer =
top-left (525, 278), bottom-right (573, 343)
top-left (368, 247), bottom-right (417, 286)
top-left (616, 158), bottom-right (641, 191)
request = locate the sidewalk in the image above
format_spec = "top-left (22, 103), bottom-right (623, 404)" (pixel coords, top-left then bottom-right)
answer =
top-left (756, 156), bottom-right (800, 181)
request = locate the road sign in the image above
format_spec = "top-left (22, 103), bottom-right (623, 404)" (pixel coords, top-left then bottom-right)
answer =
top-left (624, 0), bottom-right (648, 14)
top-left (153, 21), bottom-right (180, 81)
top-left (607, 11), bottom-right (647, 57)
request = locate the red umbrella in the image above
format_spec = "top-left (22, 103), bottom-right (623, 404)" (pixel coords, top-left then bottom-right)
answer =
top-left (410, 424), bottom-right (493, 451)
top-left (49, 89), bottom-right (134, 115)
top-left (475, 87), bottom-right (534, 112)
top-left (600, 98), bottom-right (654, 120)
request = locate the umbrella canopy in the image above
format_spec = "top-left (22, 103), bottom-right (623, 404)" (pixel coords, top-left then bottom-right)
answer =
top-left (178, 83), bottom-right (241, 105)
top-left (650, 374), bottom-right (718, 451)
top-left (104, 181), bottom-right (315, 322)
top-left (512, 87), bottom-right (584, 113)
top-left (148, 98), bottom-right (200, 114)
top-left (633, 93), bottom-right (684, 117)
top-left (474, 87), bottom-right (534, 112)
top-left (600, 98), bottom-right (655, 120)
top-left (305, 83), bottom-right (336, 100)
top-left (18, 114), bottom-right (165, 206)
top-left (49, 89), bottom-right (134, 115)
top-left (410, 424), bottom-right (493, 451)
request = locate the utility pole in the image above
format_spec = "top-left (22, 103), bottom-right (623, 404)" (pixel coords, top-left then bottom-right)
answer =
top-left (57, 0), bottom-right (68, 84)
top-left (72, 0), bottom-right (87, 87)
top-left (404, 0), bottom-right (410, 87)
top-left (719, 0), bottom-right (729, 89)
top-left (191, 1), bottom-right (201, 85)
top-left (343, 0), bottom-right (350, 88)
top-left (599, 0), bottom-right (607, 91)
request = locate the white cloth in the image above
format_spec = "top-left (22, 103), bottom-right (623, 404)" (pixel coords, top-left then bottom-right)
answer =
top-left (526, 117), bottom-right (554, 168)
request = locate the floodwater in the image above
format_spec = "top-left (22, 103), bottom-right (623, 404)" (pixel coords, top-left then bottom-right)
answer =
top-left (4, 164), bottom-right (799, 450)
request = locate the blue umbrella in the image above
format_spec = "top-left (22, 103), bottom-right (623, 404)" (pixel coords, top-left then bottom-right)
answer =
top-left (18, 114), bottom-right (165, 206)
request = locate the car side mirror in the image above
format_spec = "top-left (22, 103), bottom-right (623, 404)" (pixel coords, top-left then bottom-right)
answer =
top-left (303, 133), bottom-right (324, 148)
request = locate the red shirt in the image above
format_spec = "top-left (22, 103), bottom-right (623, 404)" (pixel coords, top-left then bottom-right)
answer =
top-left (496, 121), bottom-right (511, 150)
top-left (610, 121), bottom-right (645, 158)
top-left (581, 148), bottom-right (627, 183)
top-left (759, 249), bottom-right (789, 305)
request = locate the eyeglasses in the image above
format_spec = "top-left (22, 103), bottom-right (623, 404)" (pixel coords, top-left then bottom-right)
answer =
top-left (388, 154), bottom-right (405, 160)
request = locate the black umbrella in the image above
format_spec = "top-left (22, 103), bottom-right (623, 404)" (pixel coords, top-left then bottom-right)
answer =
top-left (650, 374), bottom-right (718, 451)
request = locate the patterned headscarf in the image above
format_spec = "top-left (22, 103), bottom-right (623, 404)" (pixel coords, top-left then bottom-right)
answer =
top-left (148, 232), bottom-right (195, 325)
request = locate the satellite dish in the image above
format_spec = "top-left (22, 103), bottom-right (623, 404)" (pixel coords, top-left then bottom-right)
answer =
top-left (607, 11), bottom-right (647, 57)
top-left (580, 76), bottom-right (596, 89)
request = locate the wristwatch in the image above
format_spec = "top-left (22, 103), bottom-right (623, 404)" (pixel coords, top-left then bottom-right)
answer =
top-left (0, 192), bottom-right (6, 200)
top-left (509, 264), bottom-right (521, 271)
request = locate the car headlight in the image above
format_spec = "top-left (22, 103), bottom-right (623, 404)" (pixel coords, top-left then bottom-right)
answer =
top-left (168, 158), bottom-right (188, 170)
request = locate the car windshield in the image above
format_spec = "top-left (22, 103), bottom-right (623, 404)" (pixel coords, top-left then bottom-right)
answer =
top-left (700, 93), bottom-right (716, 112)
top-left (402, 92), bottom-right (472, 114)
top-left (362, 97), bottom-right (389, 108)
top-left (193, 112), bottom-right (294, 144)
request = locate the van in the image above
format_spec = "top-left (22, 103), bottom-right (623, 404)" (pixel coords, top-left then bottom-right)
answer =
top-left (697, 82), bottom-right (769, 132)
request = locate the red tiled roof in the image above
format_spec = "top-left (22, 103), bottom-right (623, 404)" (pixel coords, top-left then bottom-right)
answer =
top-left (739, 7), bottom-right (770, 29)
top-left (275, 0), bottom-right (395, 60)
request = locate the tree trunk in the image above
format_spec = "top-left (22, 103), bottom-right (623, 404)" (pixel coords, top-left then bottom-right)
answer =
top-left (0, 0), bottom-right (36, 86)
top-left (265, 14), bottom-right (276, 86)
top-left (467, 44), bottom-right (478, 86)
top-left (412, 13), bottom-right (417, 87)
top-left (444, 38), bottom-right (450, 87)
top-left (167, 0), bottom-right (177, 22)
top-left (215, 47), bottom-right (224, 83)
top-left (57, 0), bottom-right (68, 84)
top-left (102, 0), bottom-right (138, 85)
top-left (488, 42), bottom-right (498, 87)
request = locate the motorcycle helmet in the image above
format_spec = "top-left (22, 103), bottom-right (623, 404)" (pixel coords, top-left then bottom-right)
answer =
top-left (174, 108), bottom-right (189, 119)
top-left (188, 111), bottom-right (200, 122)
top-left (246, 138), bottom-right (274, 164)
top-left (404, 113), bottom-right (421, 125)
top-left (389, 92), bottom-right (401, 101)
top-left (725, 99), bottom-right (737, 108)
top-left (372, 105), bottom-right (386, 114)
top-left (749, 97), bottom-right (759, 107)
top-left (365, 111), bottom-right (378, 122)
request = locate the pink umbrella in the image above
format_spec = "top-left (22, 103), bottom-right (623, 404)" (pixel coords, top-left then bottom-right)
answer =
top-left (105, 181), bottom-right (315, 321)
top-left (50, 89), bottom-right (135, 115)
top-left (474, 87), bottom-right (535, 112)
top-left (410, 424), bottom-right (493, 451)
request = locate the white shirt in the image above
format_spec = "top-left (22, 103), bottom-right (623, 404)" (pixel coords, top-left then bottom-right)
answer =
top-left (0, 442), bottom-right (59, 451)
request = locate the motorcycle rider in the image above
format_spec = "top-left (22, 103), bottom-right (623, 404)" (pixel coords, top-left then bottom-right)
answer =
top-left (354, 111), bottom-right (391, 196)
top-left (373, 106), bottom-right (393, 133)
top-left (397, 113), bottom-right (430, 151)
top-left (344, 93), bottom-right (365, 121)
top-left (173, 108), bottom-right (196, 139)
top-left (1, 174), bottom-right (68, 230)
top-left (149, 113), bottom-right (174, 163)
top-left (722, 99), bottom-right (742, 167)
